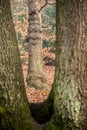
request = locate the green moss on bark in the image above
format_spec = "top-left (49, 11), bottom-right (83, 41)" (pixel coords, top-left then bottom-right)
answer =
top-left (43, 119), bottom-right (70, 130)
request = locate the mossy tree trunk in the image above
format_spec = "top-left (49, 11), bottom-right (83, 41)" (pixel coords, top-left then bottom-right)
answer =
top-left (1, 0), bottom-right (87, 130)
top-left (50, 0), bottom-right (87, 130)
top-left (0, 0), bottom-right (33, 129)
top-left (27, 0), bottom-right (48, 89)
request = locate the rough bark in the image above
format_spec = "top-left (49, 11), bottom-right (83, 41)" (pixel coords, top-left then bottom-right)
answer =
top-left (0, 0), bottom-right (33, 129)
top-left (27, 0), bottom-right (48, 90)
top-left (1, 0), bottom-right (87, 130)
top-left (52, 0), bottom-right (87, 130)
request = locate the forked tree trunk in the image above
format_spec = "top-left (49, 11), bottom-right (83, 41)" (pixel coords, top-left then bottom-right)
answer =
top-left (0, 0), bottom-right (33, 129)
top-left (52, 0), bottom-right (87, 130)
top-left (1, 0), bottom-right (87, 130)
top-left (27, 0), bottom-right (47, 89)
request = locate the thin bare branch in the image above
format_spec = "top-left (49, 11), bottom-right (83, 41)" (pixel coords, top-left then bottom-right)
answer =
top-left (38, 0), bottom-right (56, 13)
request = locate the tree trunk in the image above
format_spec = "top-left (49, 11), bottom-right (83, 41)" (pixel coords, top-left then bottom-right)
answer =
top-left (0, 0), bottom-right (33, 129)
top-left (27, 0), bottom-right (48, 89)
top-left (51, 0), bottom-right (87, 130)
top-left (1, 0), bottom-right (87, 130)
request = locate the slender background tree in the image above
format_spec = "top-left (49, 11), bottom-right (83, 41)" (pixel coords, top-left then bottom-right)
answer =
top-left (27, 0), bottom-right (48, 90)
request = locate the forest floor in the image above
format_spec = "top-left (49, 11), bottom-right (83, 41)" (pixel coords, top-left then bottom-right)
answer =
top-left (20, 47), bottom-right (55, 103)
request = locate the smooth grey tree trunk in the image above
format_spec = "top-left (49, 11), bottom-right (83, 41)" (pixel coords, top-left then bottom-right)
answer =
top-left (27, 0), bottom-right (48, 90)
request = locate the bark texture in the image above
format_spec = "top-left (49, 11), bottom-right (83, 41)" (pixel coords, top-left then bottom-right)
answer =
top-left (1, 0), bottom-right (87, 130)
top-left (0, 0), bottom-right (33, 129)
top-left (53, 0), bottom-right (87, 129)
top-left (27, 0), bottom-right (47, 89)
